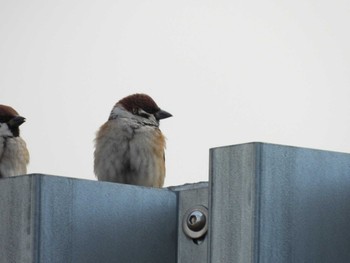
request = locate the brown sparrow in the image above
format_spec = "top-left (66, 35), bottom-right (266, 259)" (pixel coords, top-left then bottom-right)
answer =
top-left (0, 105), bottom-right (29, 178)
top-left (94, 94), bottom-right (172, 187)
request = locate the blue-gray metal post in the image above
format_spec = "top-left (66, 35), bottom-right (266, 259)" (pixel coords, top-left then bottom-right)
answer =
top-left (209, 142), bottom-right (350, 262)
top-left (170, 182), bottom-right (209, 262)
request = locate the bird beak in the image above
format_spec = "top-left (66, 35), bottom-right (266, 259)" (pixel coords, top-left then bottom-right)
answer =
top-left (8, 116), bottom-right (26, 128)
top-left (154, 109), bottom-right (172, 120)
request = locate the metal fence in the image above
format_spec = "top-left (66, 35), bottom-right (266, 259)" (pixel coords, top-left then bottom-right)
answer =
top-left (1, 142), bottom-right (350, 262)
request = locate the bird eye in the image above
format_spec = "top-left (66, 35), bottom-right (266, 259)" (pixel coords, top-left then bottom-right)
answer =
top-left (138, 112), bottom-right (150, 118)
top-left (136, 109), bottom-right (151, 119)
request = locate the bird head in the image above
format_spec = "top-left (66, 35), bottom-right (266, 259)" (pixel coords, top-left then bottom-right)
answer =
top-left (0, 105), bottom-right (26, 137)
top-left (109, 94), bottom-right (172, 125)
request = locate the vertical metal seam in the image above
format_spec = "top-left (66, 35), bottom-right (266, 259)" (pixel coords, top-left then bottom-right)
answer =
top-left (254, 143), bottom-right (262, 263)
top-left (33, 175), bottom-right (42, 263)
top-left (175, 190), bottom-right (180, 263)
top-left (208, 148), bottom-right (214, 263)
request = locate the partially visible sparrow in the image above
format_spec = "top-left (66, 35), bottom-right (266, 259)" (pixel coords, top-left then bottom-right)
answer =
top-left (94, 93), bottom-right (172, 187)
top-left (0, 105), bottom-right (29, 178)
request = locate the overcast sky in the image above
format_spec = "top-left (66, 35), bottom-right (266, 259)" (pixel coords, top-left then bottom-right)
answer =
top-left (1, 0), bottom-right (349, 187)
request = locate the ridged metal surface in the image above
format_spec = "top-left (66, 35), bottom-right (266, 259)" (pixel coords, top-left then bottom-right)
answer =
top-left (209, 143), bottom-right (350, 263)
top-left (0, 175), bottom-right (177, 263)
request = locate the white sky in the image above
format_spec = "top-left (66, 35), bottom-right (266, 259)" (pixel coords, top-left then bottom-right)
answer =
top-left (1, 0), bottom-right (349, 187)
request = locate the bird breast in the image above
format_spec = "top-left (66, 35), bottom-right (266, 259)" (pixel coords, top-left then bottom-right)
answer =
top-left (0, 137), bottom-right (29, 177)
top-left (94, 117), bottom-right (166, 187)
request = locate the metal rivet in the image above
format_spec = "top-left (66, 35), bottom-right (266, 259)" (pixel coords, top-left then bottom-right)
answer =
top-left (183, 205), bottom-right (208, 240)
top-left (187, 210), bottom-right (206, 232)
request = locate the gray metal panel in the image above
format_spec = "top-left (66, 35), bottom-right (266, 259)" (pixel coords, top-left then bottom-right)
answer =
top-left (209, 143), bottom-right (258, 263)
top-left (170, 183), bottom-right (209, 263)
top-left (0, 175), bottom-right (38, 263)
top-left (0, 174), bottom-right (177, 263)
top-left (209, 142), bottom-right (350, 263)
top-left (258, 143), bottom-right (350, 262)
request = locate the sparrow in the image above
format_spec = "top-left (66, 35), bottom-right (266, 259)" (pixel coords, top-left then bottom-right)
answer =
top-left (0, 105), bottom-right (30, 178)
top-left (94, 93), bottom-right (172, 187)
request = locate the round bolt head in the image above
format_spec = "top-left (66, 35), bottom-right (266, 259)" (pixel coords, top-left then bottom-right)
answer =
top-left (182, 205), bottom-right (209, 240)
top-left (187, 210), bottom-right (206, 231)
